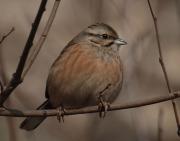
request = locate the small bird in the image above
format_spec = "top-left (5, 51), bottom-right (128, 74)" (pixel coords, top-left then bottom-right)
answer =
top-left (20, 23), bottom-right (127, 131)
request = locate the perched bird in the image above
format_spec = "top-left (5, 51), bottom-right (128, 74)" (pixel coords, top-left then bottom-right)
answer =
top-left (20, 23), bottom-right (127, 131)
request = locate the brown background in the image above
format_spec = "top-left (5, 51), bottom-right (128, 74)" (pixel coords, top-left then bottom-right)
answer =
top-left (0, 0), bottom-right (180, 141)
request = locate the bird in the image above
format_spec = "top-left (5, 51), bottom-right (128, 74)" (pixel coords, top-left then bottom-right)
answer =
top-left (20, 23), bottom-right (127, 131)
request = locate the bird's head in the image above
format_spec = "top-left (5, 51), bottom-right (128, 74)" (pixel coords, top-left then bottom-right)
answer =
top-left (77, 23), bottom-right (127, 49)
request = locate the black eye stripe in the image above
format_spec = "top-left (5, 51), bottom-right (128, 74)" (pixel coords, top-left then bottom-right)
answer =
top-left (85, 32), bottom-right (115, 40)
top-left (98, 34), bottom-right (115, 40)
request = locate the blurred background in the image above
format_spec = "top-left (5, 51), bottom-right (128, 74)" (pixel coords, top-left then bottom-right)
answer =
top-left (0, 0), bottom-right (180, 141)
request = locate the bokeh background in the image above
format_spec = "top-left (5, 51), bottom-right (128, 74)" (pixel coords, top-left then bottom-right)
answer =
top-left (0, 0), bottom-right (180, 141)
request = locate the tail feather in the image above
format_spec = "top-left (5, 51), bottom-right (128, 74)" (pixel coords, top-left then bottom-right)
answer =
top-left (20, 100), bottom-right (51, 131)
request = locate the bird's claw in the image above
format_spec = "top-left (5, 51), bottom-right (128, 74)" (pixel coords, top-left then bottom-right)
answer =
top-left (98, 95), bottom-right (110, 118)
top-left (56, 106), bottom-right (66, 123)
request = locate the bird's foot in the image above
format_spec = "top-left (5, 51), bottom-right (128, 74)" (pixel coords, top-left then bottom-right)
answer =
top-left (56, 106), bottom-right (66, 123)
top-left (98, 95), bottom-right (110, 118)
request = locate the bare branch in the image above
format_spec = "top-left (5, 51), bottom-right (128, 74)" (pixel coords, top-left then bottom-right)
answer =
top-left (147, 0), bottom-right (171, 92)
top-left (0, 27), bottom-right (15, 45)
top-left (0, 91), bottom-right (180, 117)
top-left (147, 0), bottom-right (180, 135)
top-left (0, 0), bottom-right (48, 106)
top-left (22, 0), bottom-right (61, 78)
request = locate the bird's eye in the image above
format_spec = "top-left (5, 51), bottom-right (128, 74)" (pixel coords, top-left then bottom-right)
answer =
top-left (102, 34), bottom-right (108, 39)
top-left (99, 34), bottom-right (109, 39)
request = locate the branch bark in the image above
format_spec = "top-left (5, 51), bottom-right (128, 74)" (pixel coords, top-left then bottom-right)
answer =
top-left (0, 91), bottom-right (180, 117)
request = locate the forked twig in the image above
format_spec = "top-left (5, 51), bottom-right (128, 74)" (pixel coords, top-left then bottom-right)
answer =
top-left (0, 0), bottom-right (48, 106)
top-left (147, 0), bottom-right (180, 135)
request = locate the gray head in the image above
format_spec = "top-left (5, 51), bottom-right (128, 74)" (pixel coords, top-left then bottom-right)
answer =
top-left (71, 23), bottom-right (127, 49)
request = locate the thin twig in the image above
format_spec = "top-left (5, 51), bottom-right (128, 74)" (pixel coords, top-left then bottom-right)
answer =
top-left (0, 91), bottom-right (180, 117)
top-left (147, 0), bottom-right (180, 135)
top-left (147, 0), bottom-right (171, 92)
top-left (0, 27), bottom-right (15, 45)
top-left (0, 0), bottom-right (48, 106)
top-left (22, 0), bottom-right (61, 78)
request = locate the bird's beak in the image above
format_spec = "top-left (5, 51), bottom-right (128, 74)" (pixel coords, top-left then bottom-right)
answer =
top-left (114, 38), bottom-right (127, 46)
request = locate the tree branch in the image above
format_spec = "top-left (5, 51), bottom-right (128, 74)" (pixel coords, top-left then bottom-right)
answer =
top-left (0, 91), bottom-right (180, 117)
top-left (22, 0), bottom-right (61, 78)
top-left (147, 0), bottom-right (180, 135)
top-left (0, 0), bottom-right (48, 106)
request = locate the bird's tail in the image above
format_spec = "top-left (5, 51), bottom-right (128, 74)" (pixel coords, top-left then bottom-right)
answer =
top-left (20, 100), bottom-right (51, 131)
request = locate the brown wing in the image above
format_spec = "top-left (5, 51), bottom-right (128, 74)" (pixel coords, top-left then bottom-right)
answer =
top-left (45, 42), bottom-right (77, 99)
